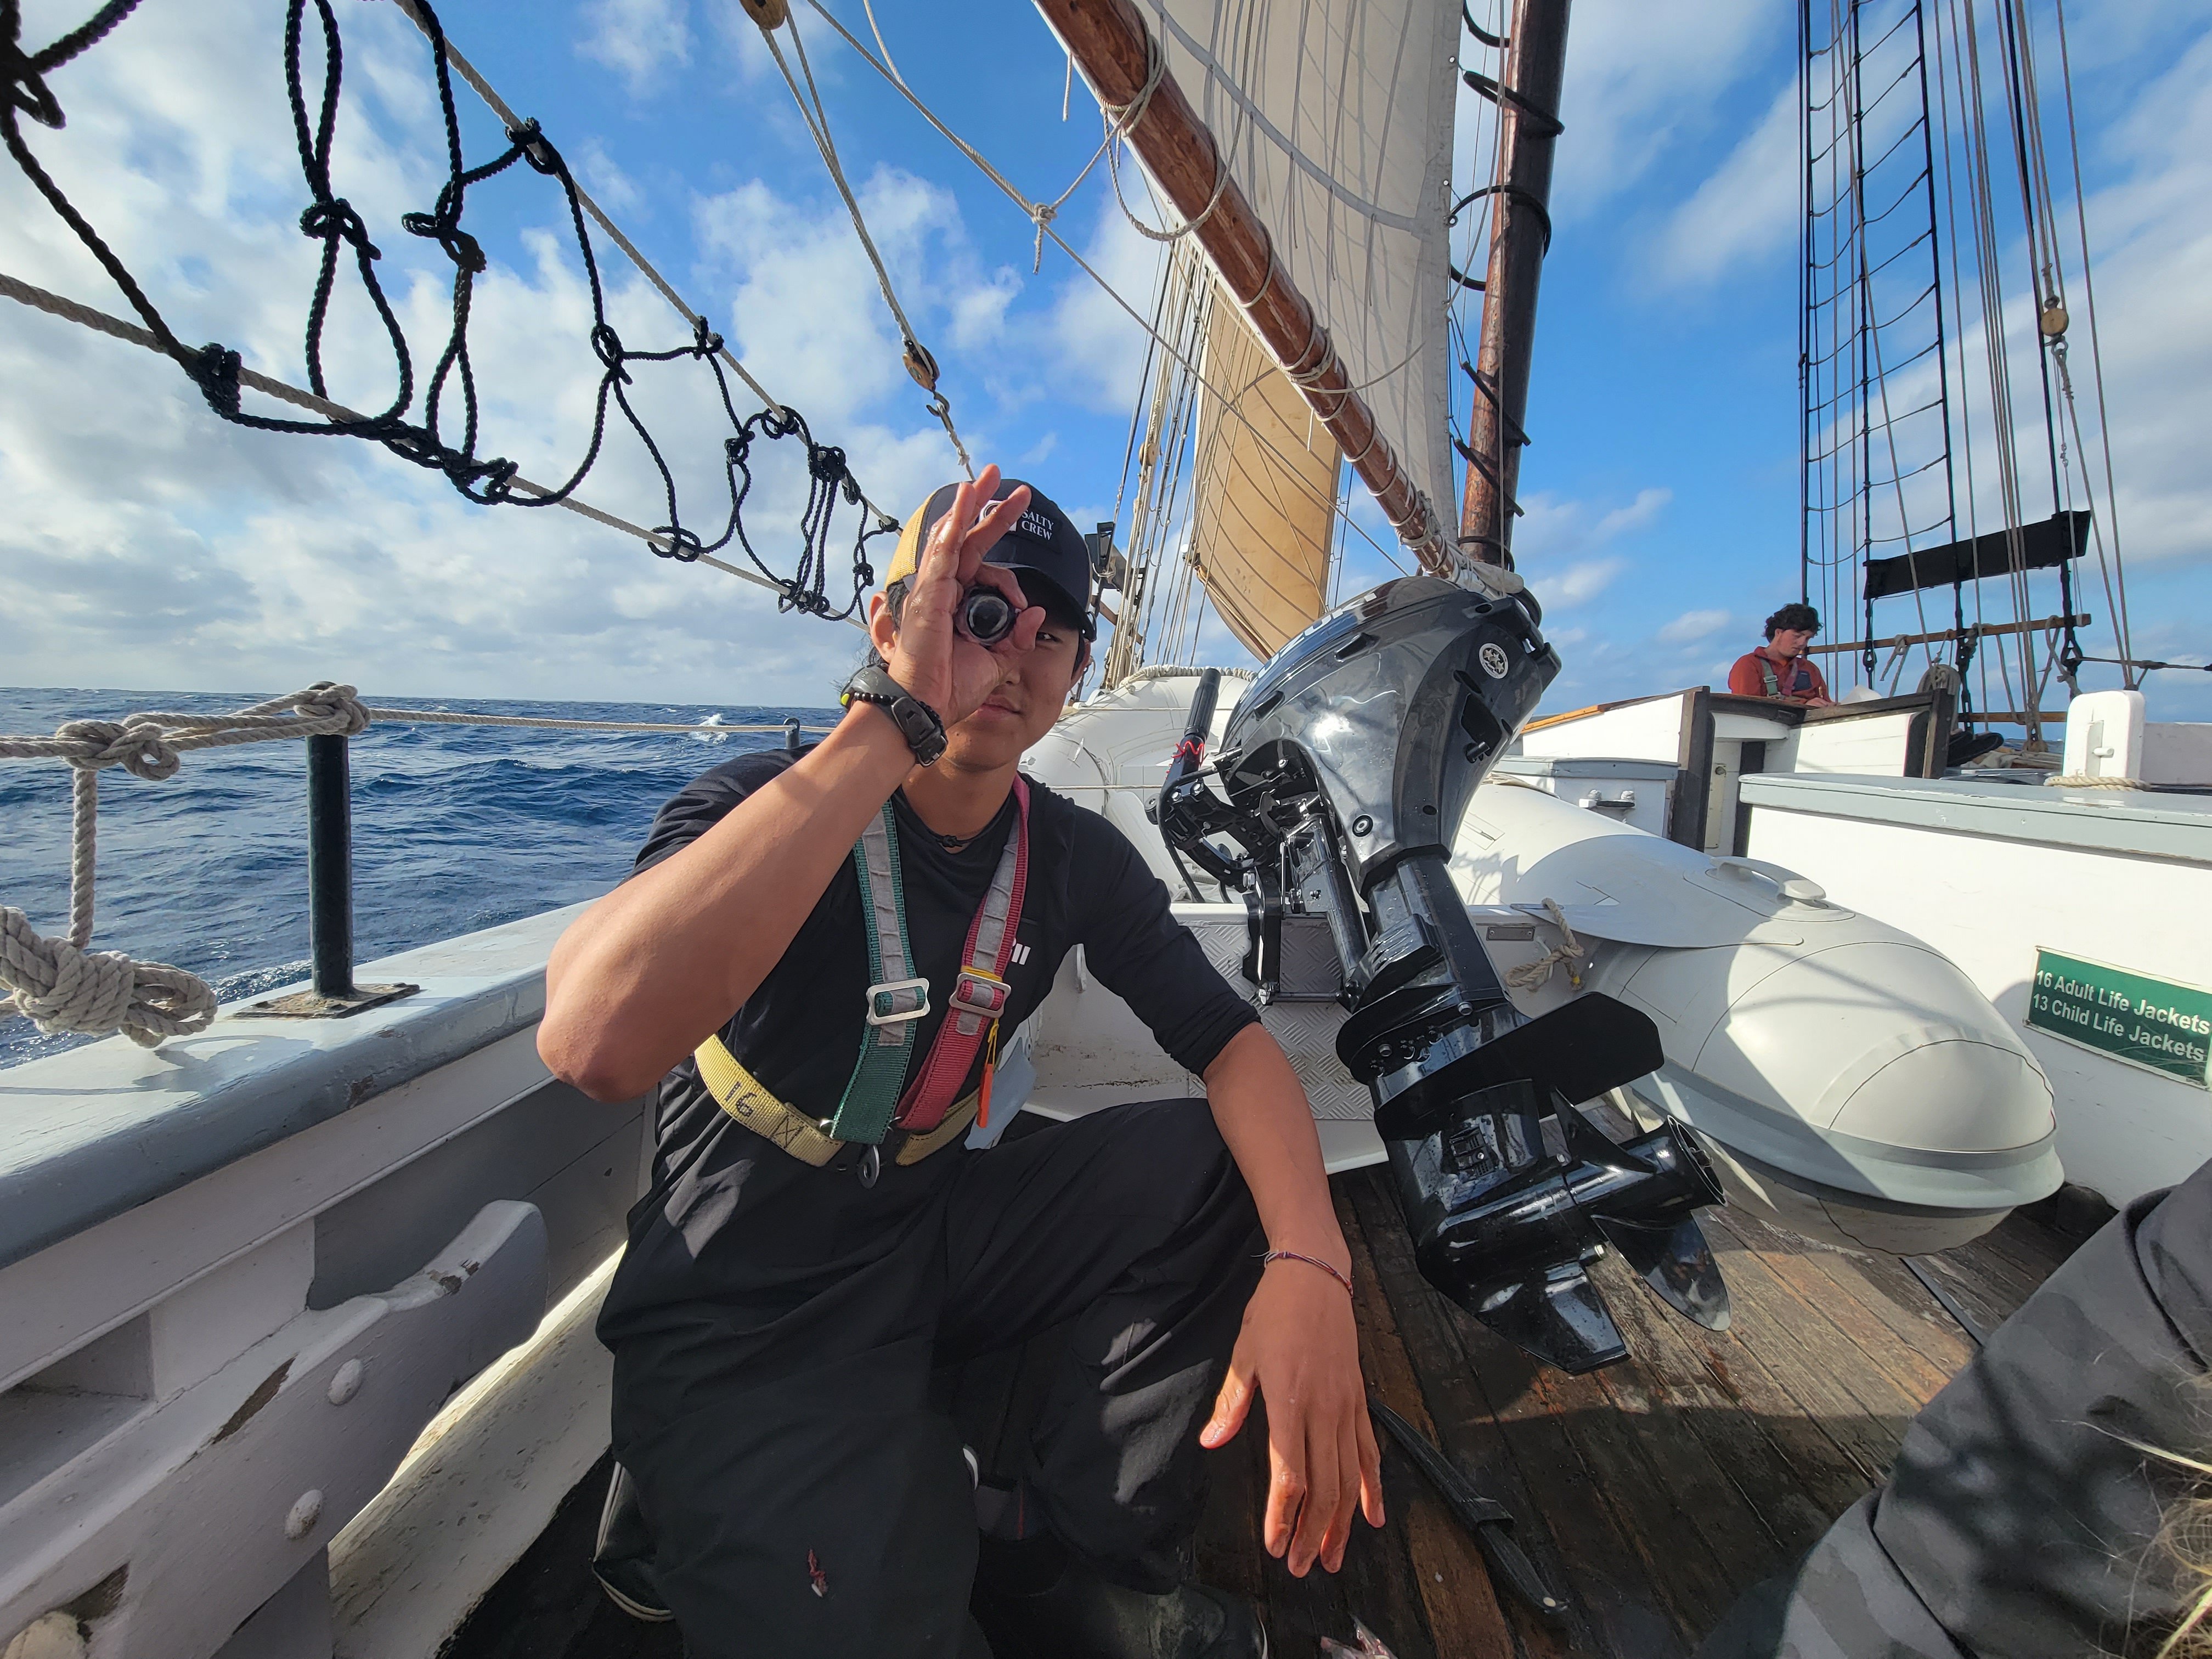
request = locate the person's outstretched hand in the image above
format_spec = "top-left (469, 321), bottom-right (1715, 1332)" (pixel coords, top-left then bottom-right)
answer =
top-left (879, 464), bottom-right (1047, 726)
top-left (1199, 1256), bottom-right (1385, 1576)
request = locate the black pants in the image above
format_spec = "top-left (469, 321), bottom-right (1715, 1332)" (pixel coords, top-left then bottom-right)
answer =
top-left (607, 1098), bottom-right (1264, 1659)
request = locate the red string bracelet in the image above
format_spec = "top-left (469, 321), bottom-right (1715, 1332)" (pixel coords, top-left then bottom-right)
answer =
top-left (1262, 1248), bottom-right (1353, 1296)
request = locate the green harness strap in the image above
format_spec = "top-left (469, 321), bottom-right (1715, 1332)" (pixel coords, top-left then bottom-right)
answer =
top-left (825, 802), bottom-right (927, 1144)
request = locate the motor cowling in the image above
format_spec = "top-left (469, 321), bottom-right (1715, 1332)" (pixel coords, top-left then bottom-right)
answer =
top-left (1156, 577), bottom-right (1730, 1374)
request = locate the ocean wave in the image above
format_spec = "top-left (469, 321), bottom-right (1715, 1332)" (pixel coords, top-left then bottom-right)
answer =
top-left (1, 686), bottom-right (831, 1070)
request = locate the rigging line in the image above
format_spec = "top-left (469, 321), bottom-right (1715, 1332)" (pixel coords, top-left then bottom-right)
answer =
top-left (1987, 0), bottom-right (2066, 525)
top-left (0, 268), bottom-right (864, 625)
top-left (1950, 0), bottom-right (2039, 713)
top-left (798, 0), bottom-right (1417, 579)
top-left (1110, 249), bottom-right (1170, 528)
top-left (381, 1), bottom-right (784, 427)
top-left (2047, 0), bottom-right (2130, 681)
top-left (364, 707), bottom-right (836, 734)
top-left (758, 12), bottom-right (974, 479)
top-left (1846, 21), bottom-right (1937, 657)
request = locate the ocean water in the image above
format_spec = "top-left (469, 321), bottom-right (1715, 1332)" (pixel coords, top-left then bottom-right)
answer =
top-left (0, 687), bottom-right (837, 1070)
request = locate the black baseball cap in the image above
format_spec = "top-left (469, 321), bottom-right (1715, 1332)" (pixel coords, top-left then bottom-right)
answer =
top-left (886, 478), bottom-right (1096, 638)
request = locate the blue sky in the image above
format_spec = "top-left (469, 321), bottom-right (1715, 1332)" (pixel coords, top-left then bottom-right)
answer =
top-left (3, 0), bottom-right (2207, 719)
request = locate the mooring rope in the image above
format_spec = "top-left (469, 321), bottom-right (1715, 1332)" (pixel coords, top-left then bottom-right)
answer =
top-left (0, 686), bottom-right (833, 1048)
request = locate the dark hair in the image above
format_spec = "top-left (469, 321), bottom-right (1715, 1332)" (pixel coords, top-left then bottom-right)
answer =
top-left (1764, 602), bottom-right (1821, 641)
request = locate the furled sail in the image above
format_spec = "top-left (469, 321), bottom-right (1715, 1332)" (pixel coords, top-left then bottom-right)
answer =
top-left (1150, 0), bottom-right (1460, 608)
top-left (1188, 301), bottom-right (1339, 659)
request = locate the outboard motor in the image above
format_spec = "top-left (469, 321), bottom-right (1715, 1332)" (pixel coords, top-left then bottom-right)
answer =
top-left (1159, 577), bottom-right (1728, 1373)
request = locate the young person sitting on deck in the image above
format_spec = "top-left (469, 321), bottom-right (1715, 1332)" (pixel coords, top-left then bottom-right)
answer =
top-left (538, 467), bottom-right (1383, 1659)
top-left (1728, 603), bottom-right (1835, 707)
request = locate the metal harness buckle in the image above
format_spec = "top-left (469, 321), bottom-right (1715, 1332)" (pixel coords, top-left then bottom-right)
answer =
top-left (865, 975), bottom-right (932, 1026)
top-left (950, 966), bottom-right (1009, 1019)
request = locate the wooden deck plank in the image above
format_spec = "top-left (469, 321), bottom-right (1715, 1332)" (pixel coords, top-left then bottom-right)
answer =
top-left (1347, 1171), bottom-right (1684, 1659)
top-left (1971, 1212), bottom-right (2079, 1289)
top-left (1936, 1216), bottom-right (2072, 1323)
top-left (1737, 1232), bottom-right (1959, 1407)
top-left (1338, 1181), bottom-right (1517, 1658)
top-left (1585, 1249), bottom-right (1838, 1570)
top-left (1193, 1391), bottom-right (1269, 1609)
top-left (1692, 1215), bottom-right (1917, 1484)
top-left (461, 1164), bottom-right (2076, 1659)
top-left (1488, 1288), bottom-right (1757, 1644)
top-left (1901, 1249), bottom-right (2017, 1345)
top-left (1788, 1247), bottom-right (1976, 1381)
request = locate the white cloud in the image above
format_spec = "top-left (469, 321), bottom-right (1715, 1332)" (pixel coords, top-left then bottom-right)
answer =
top-left (0, 0), bottom-right (1000, 704)
top-left (1537, 0), bottom-right (1780, 221)
top-left (573, 138), bottom-right (645, 217)
top-left (1549, 557), bottom-right (1626, 607)
top-left (1658, 608), bottom-right (1733, 644)
top-left (1042, 196), bottom-right (1167, 414)
top-left (1655, 80), bottom-right (1798, 286)
top-left (1591, 488), bottom-right (1671, 541)
top-left (578, 0), bottom-right (693, 95)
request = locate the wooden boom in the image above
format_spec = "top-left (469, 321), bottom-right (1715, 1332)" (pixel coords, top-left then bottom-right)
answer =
top-left (1036, 0), bottom-right (1455, 576)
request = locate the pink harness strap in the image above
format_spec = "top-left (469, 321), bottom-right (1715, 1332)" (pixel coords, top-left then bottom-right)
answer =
top-left (894, 776), bottom-right (1030, 1133)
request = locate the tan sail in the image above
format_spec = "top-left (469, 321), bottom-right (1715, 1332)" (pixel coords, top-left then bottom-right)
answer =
top-left (1150, 0), bottom-right (1460, 552)
top-left (1188, 300), bottom-right (1339, 658)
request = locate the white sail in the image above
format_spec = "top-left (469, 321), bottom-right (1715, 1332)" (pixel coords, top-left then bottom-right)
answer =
top-left (1149, 0), bottom-right (1460, 573)
top-left (1188, 300), bottom-right (1340, 659)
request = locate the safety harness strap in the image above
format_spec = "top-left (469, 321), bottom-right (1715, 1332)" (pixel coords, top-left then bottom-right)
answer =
top-left (826, 803), bottom-right (926, 1144)
top-left (896, 776), bottom-right (1030, 1133)
top-left (694, 1033), bottom-right (980, 1169)
top-left (697, 776), bottom-right (1032, 1158)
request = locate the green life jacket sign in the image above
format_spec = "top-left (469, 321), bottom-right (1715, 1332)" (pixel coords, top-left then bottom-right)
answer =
top-left (2027, 949), bottom-right (2212, 1091)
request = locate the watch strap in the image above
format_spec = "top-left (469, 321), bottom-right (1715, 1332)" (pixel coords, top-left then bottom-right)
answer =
top-left (842, 665), bottom-right (947, 766)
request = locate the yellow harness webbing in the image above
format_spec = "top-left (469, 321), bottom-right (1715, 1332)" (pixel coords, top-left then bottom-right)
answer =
top-left (694, 1033), bottom-right (979, 1169)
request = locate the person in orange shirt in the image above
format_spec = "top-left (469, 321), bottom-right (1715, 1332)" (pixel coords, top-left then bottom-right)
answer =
top-left (1728, 602), bottom-right (1834, 706)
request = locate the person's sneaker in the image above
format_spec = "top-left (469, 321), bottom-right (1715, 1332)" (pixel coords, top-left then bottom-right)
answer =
top-left (970, 1535), bottom-right (1266, 1659)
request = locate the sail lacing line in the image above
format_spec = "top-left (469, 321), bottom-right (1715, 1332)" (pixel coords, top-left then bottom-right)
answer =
top-left (0, 690), bottom-right (840, 1049)
top-left (1097, 28), bottom-right (1236, 249)
top-left (794, 0), bottom-right (1428, 592)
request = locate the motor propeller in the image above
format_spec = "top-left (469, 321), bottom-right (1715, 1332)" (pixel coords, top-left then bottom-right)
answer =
top-left (1156, 576), bottom-right (1730, 1373)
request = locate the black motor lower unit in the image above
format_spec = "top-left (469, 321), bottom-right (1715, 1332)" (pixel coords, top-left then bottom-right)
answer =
top-left (1155, 577), bottom-right (1730, 1373)
top-left (1390, 1080), bottom-right (1728, 1372)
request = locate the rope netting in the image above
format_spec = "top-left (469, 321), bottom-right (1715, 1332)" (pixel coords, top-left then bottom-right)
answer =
top-left (1, 0), bottom-right (896, 621)
top-left (0, 686), bottom-right (834, 1049)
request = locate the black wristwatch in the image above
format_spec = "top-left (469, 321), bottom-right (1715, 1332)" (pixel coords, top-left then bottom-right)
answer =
top-left (841, 665), bottom-right (947, 766)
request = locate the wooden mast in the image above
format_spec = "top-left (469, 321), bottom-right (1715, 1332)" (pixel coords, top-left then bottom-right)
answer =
top-left (1036, 0), bottom-right (1456, 577)
top-left (1459, 0), bottom-right (1572, 567)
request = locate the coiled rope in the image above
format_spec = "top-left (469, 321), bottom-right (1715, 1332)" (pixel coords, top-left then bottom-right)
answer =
top-left (0, 687), bottom-right (834, 1048)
